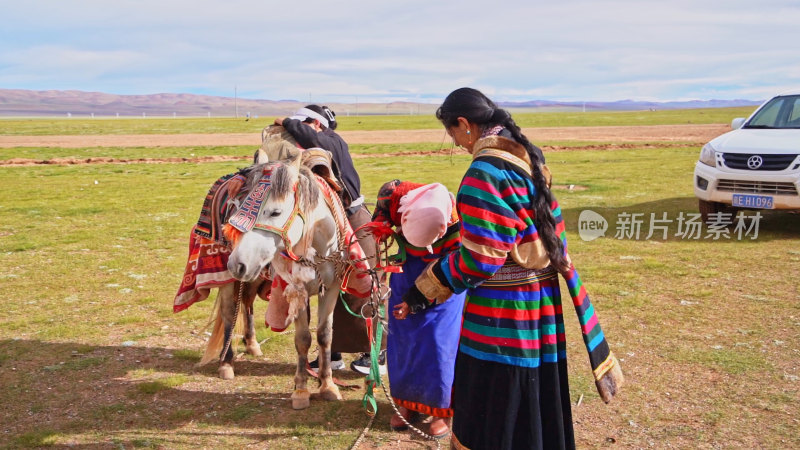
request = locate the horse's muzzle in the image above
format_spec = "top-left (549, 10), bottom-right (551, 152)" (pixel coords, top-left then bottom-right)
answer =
top-left (228, 260), bottom-right (260, 282)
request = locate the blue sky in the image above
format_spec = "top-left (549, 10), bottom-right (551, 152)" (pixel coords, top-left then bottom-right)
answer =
top-left (1, 0), bottom-right (798, 104)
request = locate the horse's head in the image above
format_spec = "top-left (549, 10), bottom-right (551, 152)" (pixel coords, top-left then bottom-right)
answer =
top-left (225, 161), bottom-right (320, 282)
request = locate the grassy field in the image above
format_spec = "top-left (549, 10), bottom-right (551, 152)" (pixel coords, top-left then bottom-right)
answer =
top-left (0, 111), bottom-right (798, 449)
top-left (0, 106), bottom-right (758, 135)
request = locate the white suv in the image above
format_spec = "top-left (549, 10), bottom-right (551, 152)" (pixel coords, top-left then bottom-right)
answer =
top-left (694, 90), bottom-right (800, 221)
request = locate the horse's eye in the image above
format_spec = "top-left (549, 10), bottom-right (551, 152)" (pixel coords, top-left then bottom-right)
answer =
top-left (269, 210), bottom-right (282, 218)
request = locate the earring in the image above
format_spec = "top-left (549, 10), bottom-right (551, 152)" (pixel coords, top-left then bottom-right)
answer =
top-left (466, 129), bottom-right (471, 144)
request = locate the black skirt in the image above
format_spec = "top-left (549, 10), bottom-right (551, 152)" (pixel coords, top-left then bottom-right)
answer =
top-left (451, 352), bottom-right (575, 450)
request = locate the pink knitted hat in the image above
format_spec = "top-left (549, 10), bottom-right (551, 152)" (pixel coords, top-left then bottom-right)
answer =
top-left (397, 183), bottom-right (452, 251)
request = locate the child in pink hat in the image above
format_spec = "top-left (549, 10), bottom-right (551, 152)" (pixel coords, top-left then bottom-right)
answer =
top-left (371, 180), bottom-right (465, 439)
top-left (397, 183), bottom-right (453, 253)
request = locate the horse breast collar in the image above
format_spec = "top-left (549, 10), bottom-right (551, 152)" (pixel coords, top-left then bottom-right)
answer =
top-left (228, 166), bottom-right (307, 261)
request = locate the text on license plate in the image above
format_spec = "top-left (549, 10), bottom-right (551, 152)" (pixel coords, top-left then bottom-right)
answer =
top-left (732, 194), bottom-right (774, 209)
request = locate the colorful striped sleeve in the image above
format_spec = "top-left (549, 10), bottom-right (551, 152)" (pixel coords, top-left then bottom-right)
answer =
top-left (438, 157), bottom-right (537, 293)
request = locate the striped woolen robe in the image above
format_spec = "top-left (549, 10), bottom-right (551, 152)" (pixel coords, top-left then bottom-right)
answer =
top-left (431, 137), bottom-right (613, 374)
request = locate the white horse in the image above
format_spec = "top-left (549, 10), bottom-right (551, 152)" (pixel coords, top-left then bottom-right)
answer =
top-left (225, 157), bottom-right (346, 409)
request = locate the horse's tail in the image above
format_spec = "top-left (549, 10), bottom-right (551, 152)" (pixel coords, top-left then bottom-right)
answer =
top-left (198, 285), bottom-right (243, 366)
top-left (198, 297), bottom-right (225, 366)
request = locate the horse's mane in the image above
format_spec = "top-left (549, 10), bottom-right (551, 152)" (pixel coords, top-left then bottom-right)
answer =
top-left (239, 162), bottom-right (272, 191)
top-left (296, 166), bottom-right (321, 214)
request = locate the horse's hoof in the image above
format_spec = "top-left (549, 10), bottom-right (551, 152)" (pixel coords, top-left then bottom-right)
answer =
top-left (218, 364), bottom-right (235, 380)
top-left (245, 343), bottom-right (263, 356)
top-left (292, 397), bottom-right (311, 410)
top-left (319, 386), bottom-right (343, 401)
top-left (291, 389), bottom-right (311, 410)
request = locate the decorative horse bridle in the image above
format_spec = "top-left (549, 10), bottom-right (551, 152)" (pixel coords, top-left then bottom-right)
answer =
top-left (256, 186), bottom-right (306, 261)
top-left (228, 168), bottom-right (307, 261)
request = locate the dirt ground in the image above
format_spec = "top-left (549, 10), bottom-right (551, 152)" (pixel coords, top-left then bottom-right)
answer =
top-left (0, 124), bottom-right (726, 167)
top-left (0, 124), bottom-right (726, 148)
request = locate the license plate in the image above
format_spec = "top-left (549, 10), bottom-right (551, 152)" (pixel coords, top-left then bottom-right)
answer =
top-left (732, 194), bottom-right (774, 209)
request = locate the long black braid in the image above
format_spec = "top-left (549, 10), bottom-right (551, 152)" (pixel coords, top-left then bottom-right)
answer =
top-left (437, 87), bottom-right (570, 273)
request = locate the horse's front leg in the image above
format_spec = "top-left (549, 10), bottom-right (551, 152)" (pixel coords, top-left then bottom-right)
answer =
top-left (242, 280), bottom-right (264, 357)
top-left (217, 282), bottom-right (237, 380)
top-left (291, 297), bottom-right (312, 410)
top-left (317, 285), bottom-right (343, 401)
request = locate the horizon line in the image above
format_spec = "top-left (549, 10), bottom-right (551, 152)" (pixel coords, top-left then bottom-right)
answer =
top-left (0, 87), bottom-right (766, 106)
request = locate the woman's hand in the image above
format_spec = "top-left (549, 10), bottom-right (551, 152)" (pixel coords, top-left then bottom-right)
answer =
top-left (393, 302), bottom-right (411, 320)
top-left (274, 117), bottom-right (285, 126)
top-left (401, 285), bottom-right (431, 315)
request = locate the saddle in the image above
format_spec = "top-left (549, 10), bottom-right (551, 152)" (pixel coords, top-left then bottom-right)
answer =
top-left (301, 148), bottom-right (342, 193)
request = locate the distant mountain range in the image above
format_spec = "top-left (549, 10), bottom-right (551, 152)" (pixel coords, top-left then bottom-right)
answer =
top-left (0, 89), bottom-right (764, 118)
top-left (500, 98), bottom-right (764, 111)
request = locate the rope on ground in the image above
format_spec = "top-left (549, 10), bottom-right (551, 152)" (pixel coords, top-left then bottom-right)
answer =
top-left (348, 374), bottom-right (443, 450)
top-left (380, 381), bottom-right (443, 449)
top-left (348, 411), bottom-right (376, 450)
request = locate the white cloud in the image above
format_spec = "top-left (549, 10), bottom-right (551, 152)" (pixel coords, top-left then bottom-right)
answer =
top-left (0, 0), bottom-right (798, 102)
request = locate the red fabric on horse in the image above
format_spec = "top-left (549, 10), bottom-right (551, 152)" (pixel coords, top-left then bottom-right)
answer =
top-left (174, 172), bottom-right (253, 313)
top-left (173, 230), bottom-right (236, 312)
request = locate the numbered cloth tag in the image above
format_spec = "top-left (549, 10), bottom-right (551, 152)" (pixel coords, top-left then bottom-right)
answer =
top-left (229, 178), bottom-right (271, 232)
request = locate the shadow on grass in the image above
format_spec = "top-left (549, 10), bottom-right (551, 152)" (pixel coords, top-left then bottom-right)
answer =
top-left (0, 338), bottom-right (378, 448)
top-left (561, 196), bottom-right (800, 243)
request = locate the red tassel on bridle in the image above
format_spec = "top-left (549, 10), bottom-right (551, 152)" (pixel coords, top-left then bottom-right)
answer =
top-left (223, 223), bottom-right (243, 247)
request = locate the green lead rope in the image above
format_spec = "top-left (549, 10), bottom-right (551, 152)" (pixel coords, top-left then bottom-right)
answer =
top-left (339, 290), bottom-right (363, 318)
top-left (339, 290), bottom-right (385, 416)
top-left (362, 301), bottom-right (384, 416)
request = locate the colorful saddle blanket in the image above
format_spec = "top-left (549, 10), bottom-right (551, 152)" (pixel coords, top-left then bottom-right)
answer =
top-left (173, 173), bottom-right (246, 312)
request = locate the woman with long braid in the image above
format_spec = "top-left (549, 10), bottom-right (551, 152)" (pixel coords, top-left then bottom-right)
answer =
top-left (400, 87), bottom-right (623, 449)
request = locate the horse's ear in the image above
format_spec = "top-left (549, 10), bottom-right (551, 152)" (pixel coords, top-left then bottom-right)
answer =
top-left (286, 150), bottom-right (302, 170)
top-left (253, 148), bottom-right (270, 165)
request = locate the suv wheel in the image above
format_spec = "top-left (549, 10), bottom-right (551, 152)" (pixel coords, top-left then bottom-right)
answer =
top-left (698, 199), bottom-right (739, 224)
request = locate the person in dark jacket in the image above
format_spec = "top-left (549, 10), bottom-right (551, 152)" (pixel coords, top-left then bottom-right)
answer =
top-left (275, 105), bottom-right (384, 374)
top-left (275, 105), bottom-right (362, 213)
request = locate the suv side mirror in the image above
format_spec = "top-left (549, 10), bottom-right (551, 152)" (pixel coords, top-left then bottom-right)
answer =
top-left (731, 118), bottom-right (746, 129)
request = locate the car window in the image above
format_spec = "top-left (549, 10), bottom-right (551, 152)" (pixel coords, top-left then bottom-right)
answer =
top-left (748, 97), bottom-right (784, 127)
top-left (747, 95), bottom-right (800, 128)
top-left (789, 98), bottom-right (800, 126)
